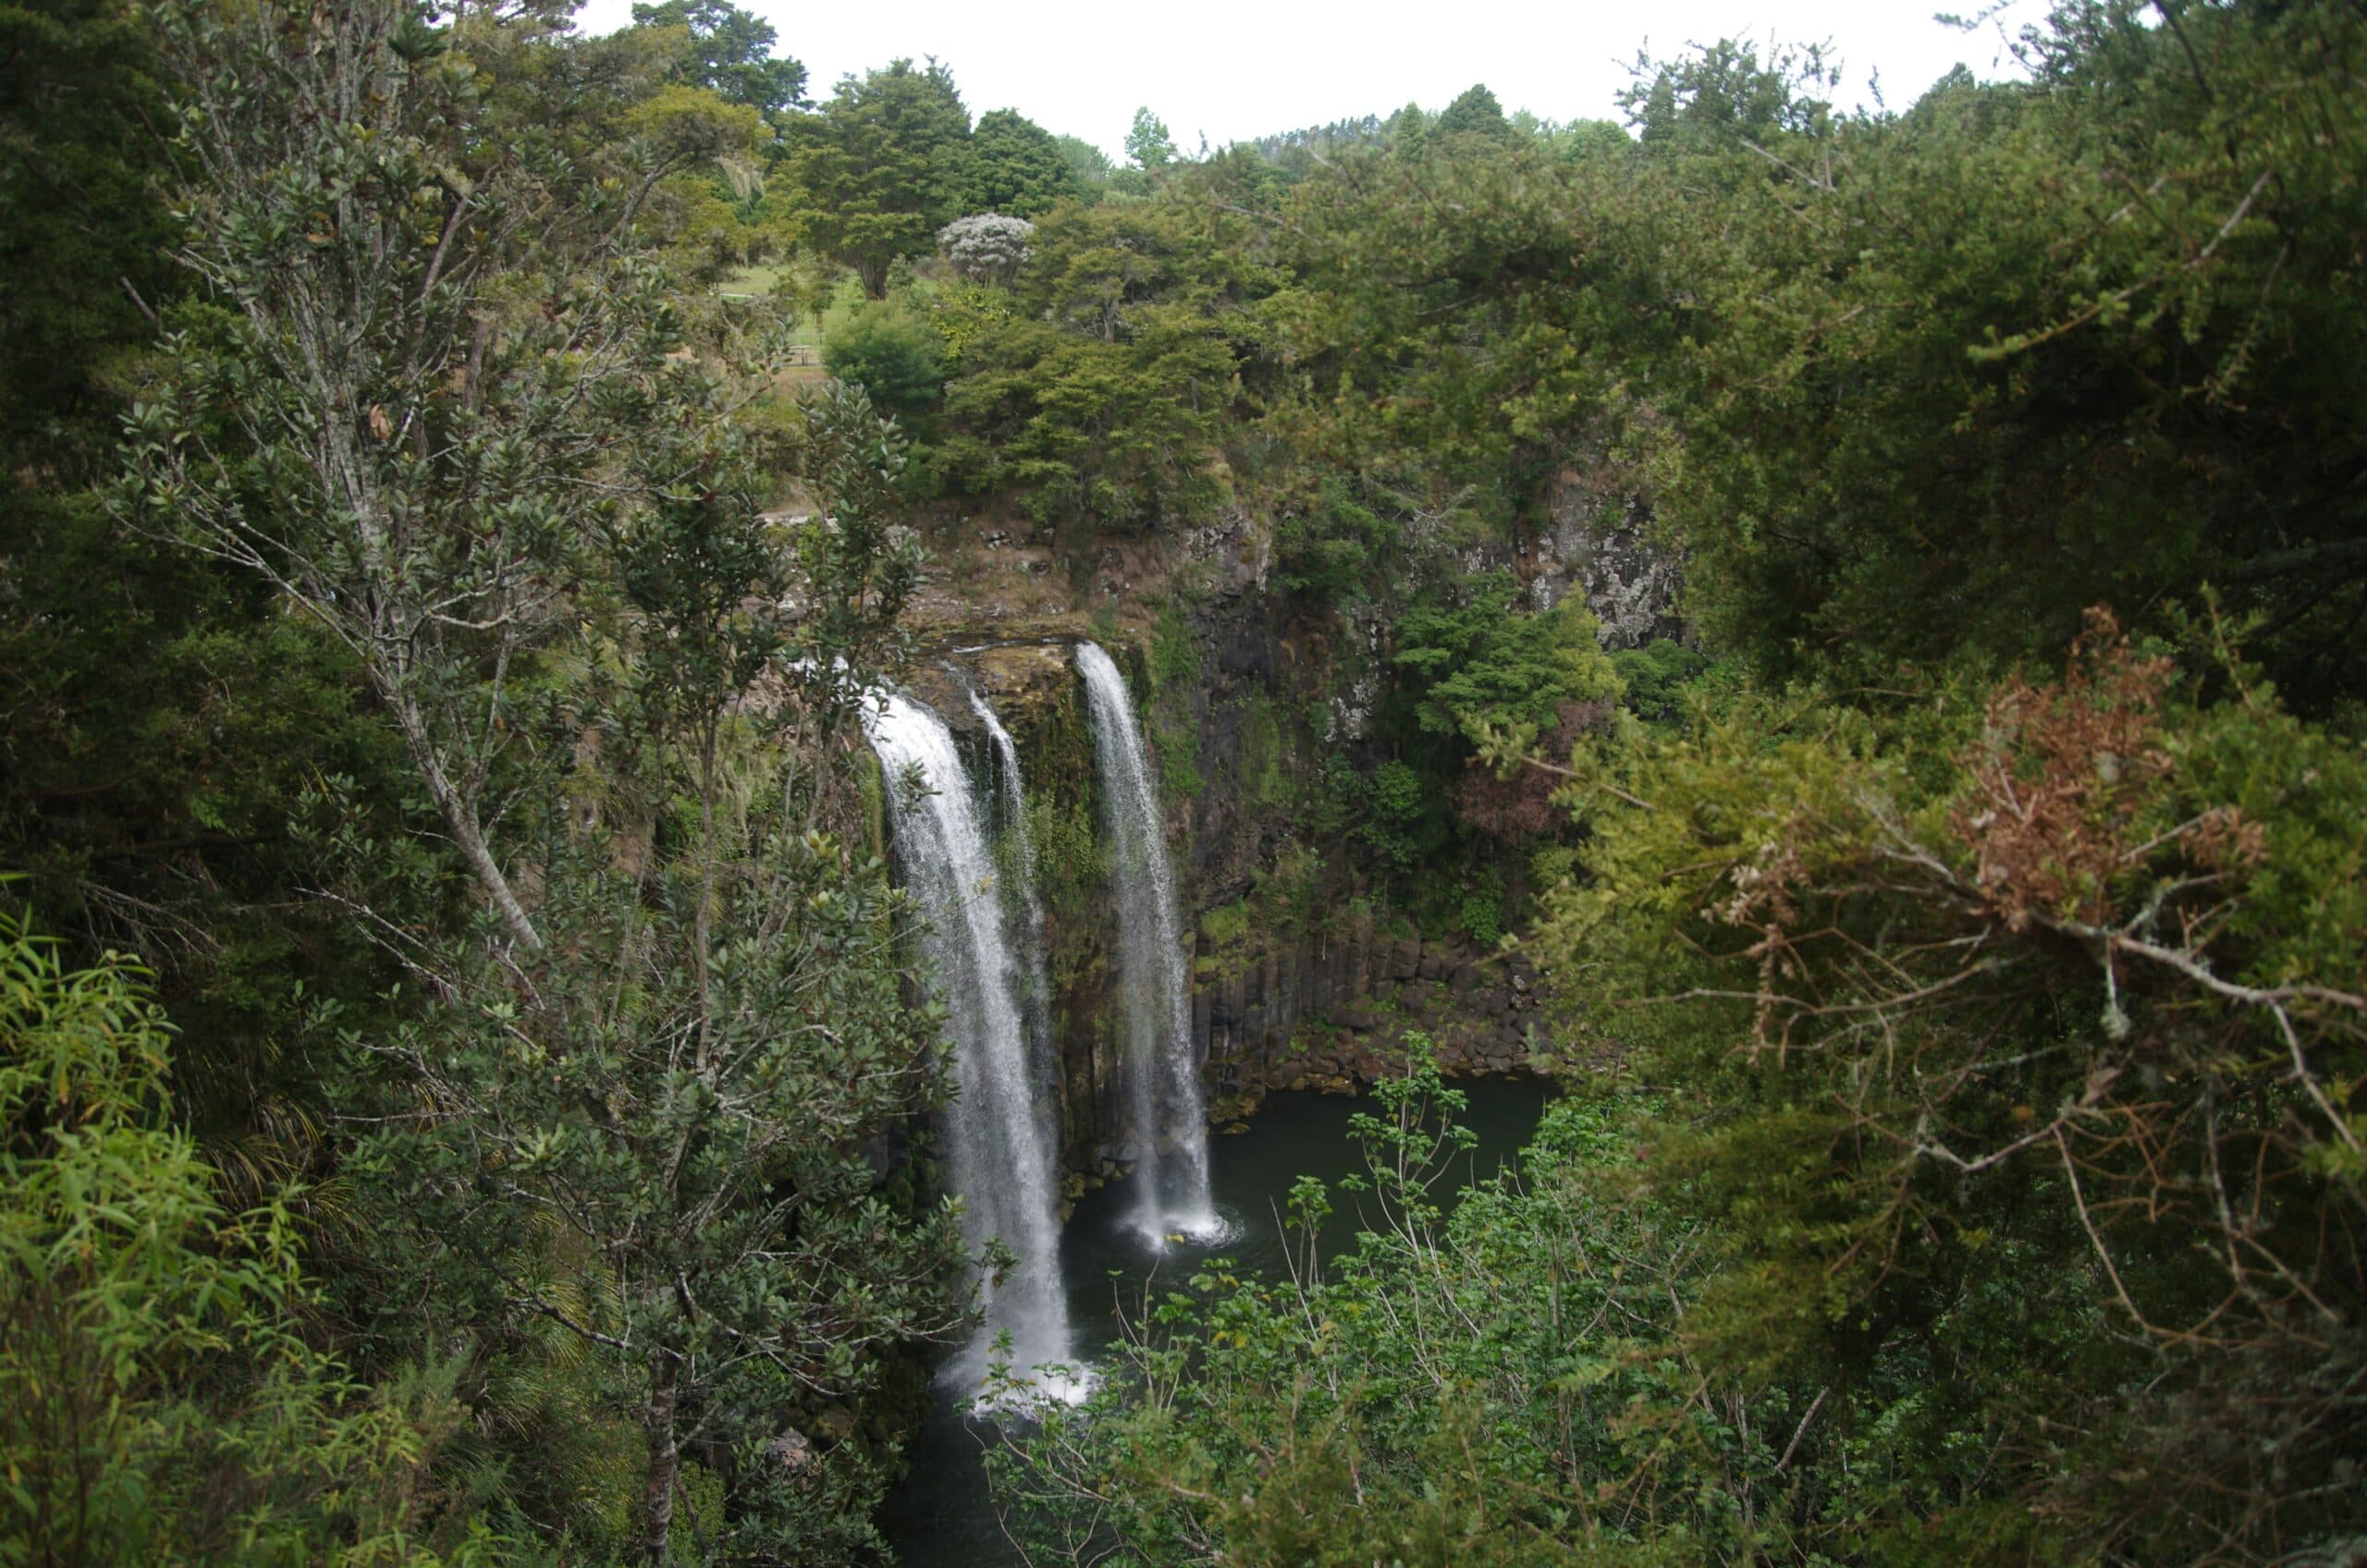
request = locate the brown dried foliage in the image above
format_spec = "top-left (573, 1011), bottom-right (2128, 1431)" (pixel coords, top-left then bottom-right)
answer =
top-left (1956, 608), bottom-right (2178, 926)
top-left (1451, 700), bottom-right (1611, 840)
top-left (1621, 608), bottom-right (2363, 1559)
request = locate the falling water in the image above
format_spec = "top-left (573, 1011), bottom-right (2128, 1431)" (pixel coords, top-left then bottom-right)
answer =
top-left (969, 689), bottom-right (1053, 1067)
top-left (1074, 642), bottom-right (1219, 1243)
top-left (865, 692), bottom-right (1076, 1399)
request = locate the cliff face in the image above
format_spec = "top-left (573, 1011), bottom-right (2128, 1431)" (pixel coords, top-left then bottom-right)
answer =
top-left (1532, 466), bottom-right (1685, 647)
top-left (904, 453), bottom-right (1677, 1173)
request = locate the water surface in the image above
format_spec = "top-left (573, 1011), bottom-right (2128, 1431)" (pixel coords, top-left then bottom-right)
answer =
top-left (884, 1075), bottom-right (1553, 1566)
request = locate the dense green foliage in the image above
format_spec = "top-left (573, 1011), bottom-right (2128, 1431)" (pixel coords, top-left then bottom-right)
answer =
top-left (824, 302), bottom-right (948, 424)
top-left (963, 6), bottom-right (2367, 1566)
top-left (9, 0), bottom-right (2367, 1562)
top-left (773, 59), bottom-right (975, 297)
top-left (628, 0), bottom-right (807, 115)
top-left (998, 1064), bottom-right (1719, 1568)
top-left (1270, 476), bottom-right (1391, 604)
top-left (6, 0), bottom-right (964, 1561)
top-left (965, 109), bottom-right (1079, 217)
top-left (1008, 617), bottom-right (2367, 1562)
top-left (1392, 575), bottom-right (1619, 743)
top-left (1, 913), bottom-right (471, 1566)
top-left (1527, 615), bottom-right (2366, 1561)
top-left (1606, 640), bottom-right (1714, 726)
top-left (936, 197), bottom-right (1263, 533)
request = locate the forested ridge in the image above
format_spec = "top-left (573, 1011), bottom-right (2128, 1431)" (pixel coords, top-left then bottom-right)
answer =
top-left (2, 0), bottom-right (2361, 1562)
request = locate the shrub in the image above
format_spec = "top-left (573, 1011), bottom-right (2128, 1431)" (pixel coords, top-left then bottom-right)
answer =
top-left (821, 303), bottom-right (945, 423)
top-left (1608, 638), bottom-right (1712, 724)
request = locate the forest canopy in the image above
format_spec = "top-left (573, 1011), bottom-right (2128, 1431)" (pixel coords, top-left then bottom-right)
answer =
top-left (3, 0), bottom-right (2362, 1563)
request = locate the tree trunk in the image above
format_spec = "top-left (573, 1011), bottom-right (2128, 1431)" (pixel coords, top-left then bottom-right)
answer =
top-left (389, 686), bottom-right (544, 950)
top-left (640, 1359), bottom-right (680, 1564)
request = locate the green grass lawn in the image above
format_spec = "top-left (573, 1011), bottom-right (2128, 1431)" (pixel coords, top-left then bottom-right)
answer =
top-left (717, 263), bottom-right (792, 299)
top-left (715, 266), bottom-right (875, 351)
top-left (716, 265), bottom-right (955, 365)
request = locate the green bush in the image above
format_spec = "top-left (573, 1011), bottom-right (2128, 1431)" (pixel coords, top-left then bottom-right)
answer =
top-left (1392, 574), bottom-right (1619, 744)
top-left (1273, 476), bottom-right (1392, 606)
top-left (995, 1065), bottom-right (1709, 1568)
top-left (1608, 638), bottom-right (1713, 725)
top-left (1364, 759), bottom-right (1428, 872)
top-left (1452, 879), bottom-right (1502, 947)
top-left (821, 302), bottom-right (945, 423)
top-left (0, 911), bottom-right (464, 1566)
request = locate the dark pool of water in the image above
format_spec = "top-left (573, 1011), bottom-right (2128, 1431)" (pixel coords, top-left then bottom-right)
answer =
top-left (882, 1075), bottom-right (1554, 1567)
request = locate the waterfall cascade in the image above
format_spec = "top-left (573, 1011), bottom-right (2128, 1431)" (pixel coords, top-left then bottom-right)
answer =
top-left (1074, 642), bottom-right (1220, 1243)
top-left (969, 690), bottom-right (1053, 1069)
top-left (864, 692), bottom-right (1076, 1398)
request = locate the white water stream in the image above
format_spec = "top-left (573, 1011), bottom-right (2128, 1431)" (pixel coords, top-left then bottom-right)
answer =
top-left (1074, 643), bottom-right (1220, 1243)
top-left (865, 692), bottom-right (1078, 1400)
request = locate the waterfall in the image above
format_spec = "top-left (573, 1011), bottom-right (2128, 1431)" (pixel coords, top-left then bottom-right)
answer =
top-left (969, 689), bottom-right (1052, 1068)
top-left (864, 692), bottom-right (1076, 1399)
top-left (1074, 642), bottom-right (1219, 1243)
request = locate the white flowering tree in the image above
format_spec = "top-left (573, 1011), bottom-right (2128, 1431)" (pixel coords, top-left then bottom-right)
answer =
top-left (937, 212), bottom-right (1035, 286)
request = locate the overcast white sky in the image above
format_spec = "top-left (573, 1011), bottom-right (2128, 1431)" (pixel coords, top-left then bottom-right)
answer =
top-left (570, 0), bottom-right (2053, 158)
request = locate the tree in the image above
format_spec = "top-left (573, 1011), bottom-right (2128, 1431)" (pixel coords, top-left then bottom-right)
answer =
top-left (1271, 473), bottom-right (1392, 606)
top-left (1522, 611), bottom-right (2367, 1562)
top-left (1392, 583), bottom-right (1620, 745)
top-left (989, 632), bottom-right (2367, 1568)
top-left (775, 59), bottom-right (973, 296)
top-left (125, 3), bottom-right (963, 1556)
top-left (1432, 81), bottom-right (1510, 138)
top-left (333, 383), bottom-right (962, 1563)
top-left (937, 194), bottom-right (1263, 533)
top-left (1582, 11), bottom-right (2367, 704)
top-left (824, 300), bottom-right (948, 421)
top-left (966, 107), bottom-right (1077, 216)
top-left (1267, 129), bottom-right (1625, 514)
top-left (994, 1061), bottom-right (1723, 1568)
top-left (0, 0), bottom-right (174, 474)
top-left (1622, 36), bottom-right (1833, 148)
top-left (937, 212), bottom-right (1035, 285)
top-left (1124, 105), bottom-right (1177, 169)
top-left (628, 0), bottom-right (806, 114)
top-left (1054, 132), bottom-right (1113, 199)
top-left (125, 0), bottom-right (763, 952)
top-left (1553, 116), bottom-right (1632, 159)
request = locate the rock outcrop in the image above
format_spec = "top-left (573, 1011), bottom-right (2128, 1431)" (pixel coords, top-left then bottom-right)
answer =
top-left (894, 433), bottom-right (1665, 1173)
top-left (1193, 923), bottom-right (1551, 1116)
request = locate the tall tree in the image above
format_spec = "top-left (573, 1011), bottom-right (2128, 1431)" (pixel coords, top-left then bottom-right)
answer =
top-left (628, 0), bottom-right (806, 114)
top-left (0, 0), bottom-right (172, 469)
top-left (1433, 81), bottom-right (1510, 138)
top-left (775, 58), bottom-right (973, 296)
top-left (0, 0), bottom-right (422, 1167)
top-left (1614, 16), bottom-right (2367, 700)
top-left (1124, 104), bottom-right (1177, 169)
top-left (126, 3), bottom-right (962, 1556)
top-left (938, 190), bottom-right (1265, 533)
top-left (1055, 131), bottom-right (1113, 199)
top-left (966, 107), bottom-right (1078, 216)
top-left (329, 380), bottom-right (961, 1563)
top-left (125, 0), bottom-right (760, 949)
